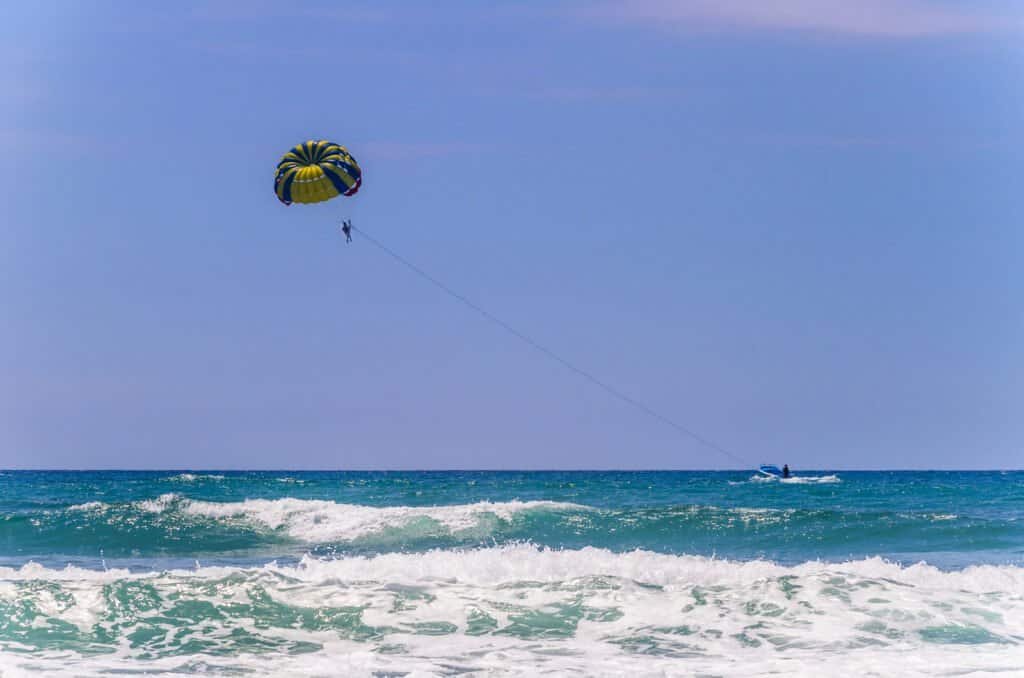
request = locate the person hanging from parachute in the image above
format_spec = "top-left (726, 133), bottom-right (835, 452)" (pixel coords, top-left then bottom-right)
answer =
top-left (274, 139), bottom-right (362, 243)
top-left (271, 143), bottom-right (754, 470)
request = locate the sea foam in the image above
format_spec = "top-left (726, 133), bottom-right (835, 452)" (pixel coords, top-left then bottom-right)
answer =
top-left (184, 497), bottom-right (583, 542)
top-left (1, 546), bottom-right (1022, 677)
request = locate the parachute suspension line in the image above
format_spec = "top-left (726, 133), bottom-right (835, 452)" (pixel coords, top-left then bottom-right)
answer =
top-left (351, 226), bottom-right (750, 467)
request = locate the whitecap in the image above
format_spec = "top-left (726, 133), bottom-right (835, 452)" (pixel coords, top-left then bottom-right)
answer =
top-left (164, 473), bottom-right (226, 483)
top-left (180, 497), bottom-right (586, 543)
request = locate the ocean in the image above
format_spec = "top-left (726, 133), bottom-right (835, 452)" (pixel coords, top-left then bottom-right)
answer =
top-left (0, 470), bottom-right (1021, 676)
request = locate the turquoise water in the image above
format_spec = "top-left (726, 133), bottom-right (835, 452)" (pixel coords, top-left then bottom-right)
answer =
top-left (1, 470), bottom-right (1022, 676)
top-left (2, 471), bottom-right (1021, 569)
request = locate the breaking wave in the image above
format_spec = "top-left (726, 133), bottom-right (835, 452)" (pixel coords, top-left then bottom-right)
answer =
top-left (6, 496), bottom-right (1018, 564)
top-left (0, 546), bottom-right (1021, 676)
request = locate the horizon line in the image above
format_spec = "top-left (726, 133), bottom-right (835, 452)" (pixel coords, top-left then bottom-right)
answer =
top-left (1, 468), bottom-right (1020, 473)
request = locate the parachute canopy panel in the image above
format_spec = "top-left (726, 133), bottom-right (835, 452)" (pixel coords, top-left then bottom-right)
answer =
top-left (274, 140), bottom-right (361, 206)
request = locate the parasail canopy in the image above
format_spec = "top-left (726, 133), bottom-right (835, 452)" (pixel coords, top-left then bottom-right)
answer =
top-left (274, 140), bottom-right (361, 206)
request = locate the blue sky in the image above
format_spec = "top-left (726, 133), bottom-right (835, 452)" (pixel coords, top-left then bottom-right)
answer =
top-left (2, 1), bottom-right (1022, 469)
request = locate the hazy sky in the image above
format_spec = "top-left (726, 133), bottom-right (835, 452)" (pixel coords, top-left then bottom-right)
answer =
top-left (3, 1), bottom-right (1022, 470)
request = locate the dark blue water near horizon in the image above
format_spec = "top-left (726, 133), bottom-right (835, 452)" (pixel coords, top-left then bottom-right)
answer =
top-left (1, 469), bottom-right (1020, 571)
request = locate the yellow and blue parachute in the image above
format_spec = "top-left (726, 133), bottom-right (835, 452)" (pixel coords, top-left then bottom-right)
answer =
top-left (274, 140), bottom-right (361, 206)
